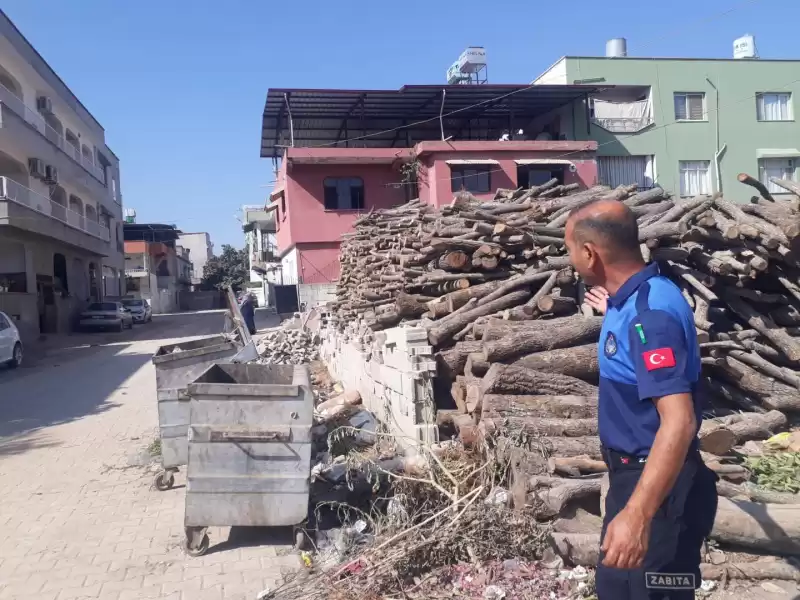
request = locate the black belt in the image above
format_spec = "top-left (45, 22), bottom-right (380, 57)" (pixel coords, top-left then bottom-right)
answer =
top-left (602, 446), bottom-right (702, 472)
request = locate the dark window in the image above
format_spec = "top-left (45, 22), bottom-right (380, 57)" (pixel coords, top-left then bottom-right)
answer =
top-left (451, 166), bottom-right (491, 193)
top-left (323, 177), bottom-right (364, 210)
top-left (88, 302), bottom-right (118, 312)
top-left (0, 314), bottom-right (9, 330)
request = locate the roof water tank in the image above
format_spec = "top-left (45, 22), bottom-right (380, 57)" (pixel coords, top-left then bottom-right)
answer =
top-left (458, 47), bottom-right (487, 73)
top-left (606, 38), bottom-right (627, 58)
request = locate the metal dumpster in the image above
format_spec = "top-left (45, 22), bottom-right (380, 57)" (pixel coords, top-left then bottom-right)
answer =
top-left (151, 335), bottom-right (240, 491)
top-left (183, 363), bottom-right (313, 556)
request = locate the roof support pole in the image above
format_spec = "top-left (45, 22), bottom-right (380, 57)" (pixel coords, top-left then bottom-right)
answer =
top-left (439, 89), bottom-right (447, 141)
top-left (284, 93), bottom-right (294, 147)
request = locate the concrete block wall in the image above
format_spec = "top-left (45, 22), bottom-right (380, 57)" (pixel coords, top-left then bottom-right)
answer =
top-left (298, 283), bottom-right (336, 309)
top-left (321, 324), bottom-right (437, 450)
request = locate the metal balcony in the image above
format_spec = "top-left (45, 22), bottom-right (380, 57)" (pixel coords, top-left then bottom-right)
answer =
top-left (0, 83), bottom-right (106, 183)
top-left (592, 116), bottom-right (654, 134)
top-left (0, 176), bottom-right (110, 241)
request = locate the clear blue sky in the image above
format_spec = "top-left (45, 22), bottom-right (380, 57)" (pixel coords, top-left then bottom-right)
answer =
top-left (4, 0), bottom-right (798, 249)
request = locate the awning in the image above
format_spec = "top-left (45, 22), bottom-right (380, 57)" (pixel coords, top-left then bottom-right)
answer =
top-left (445, 159), bottom-right (500, 165)
top-left (514, 158), bottom-right (575, 165)
top-left (756, 148), bottom-right (800, 159)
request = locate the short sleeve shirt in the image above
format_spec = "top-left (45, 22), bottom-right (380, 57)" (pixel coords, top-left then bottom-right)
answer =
top-left (598, 263), bottom-right (703, 456)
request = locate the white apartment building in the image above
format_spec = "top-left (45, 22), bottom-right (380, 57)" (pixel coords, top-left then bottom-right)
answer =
top-left (177, 232), bottom-right (213, 287)
top-left (242, 205), bottom-right (279, 307)
top-left (0, 10), bottom-right (124, 339)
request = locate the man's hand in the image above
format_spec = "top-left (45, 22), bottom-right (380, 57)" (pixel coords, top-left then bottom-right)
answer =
top-left (583, 286), bottom-right (609, 315)
top-left (601, 506), bottom-right (650, 569)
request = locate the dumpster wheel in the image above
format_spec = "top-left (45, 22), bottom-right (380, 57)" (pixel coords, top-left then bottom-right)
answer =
top-left (153, 470), bottom-right (175, 491)
top-left (184, 527), bottom-right (209, 557)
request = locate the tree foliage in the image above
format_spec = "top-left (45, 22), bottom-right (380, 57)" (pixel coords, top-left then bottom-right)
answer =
top-left (199, 244), bottom-right (248, 291)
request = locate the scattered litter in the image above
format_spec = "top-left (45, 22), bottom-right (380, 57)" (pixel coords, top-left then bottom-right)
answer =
top-left (760, 581), bottom-right (787, 594)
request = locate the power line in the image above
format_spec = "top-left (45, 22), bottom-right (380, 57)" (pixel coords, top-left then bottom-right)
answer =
top-left (278, 0), bottom-right (767, 151)
top-left (381, 75), bottom-right (800, 189)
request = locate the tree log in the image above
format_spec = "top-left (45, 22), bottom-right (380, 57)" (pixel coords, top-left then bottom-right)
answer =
top-left (698, 424), bottom-right (737, 456)
top-left (712, 497), bottom-right (800, 556)
top-left (480, 394), bottom-right (598, 422)
top-left (481, 364), bottom-right (598, 399)
top-left (549, 455), bottom-right (607, 477)
top-left (708, 410), bottom-right (787, 443)
top-left (435, 341), bottom-right (483, 380)
top-left (715, 356), bottom-right (800, 412)
top-left (716, 480), bottom-right (800, 505)
top-left (464, 352), bottom-right (490, 377)
top-left (481, 416), bottom-right (597, 439)
top-left (510, 344), bottom-right (599, 381)
top-left (722, 294), bottom-right (800, 363)
top-left (526, 477), bottom-right (602, 519)
top-left (428, 289), bottom-right (531, 347)
top-left (738, 172), bottom-right (774, 202)
top-left (483, 317), bottom-right (603, 362)
top-left (477, 271), bottom-right (554, 306)
top-left (437, 251), bottom-right (470, 270)
top-left (548, 533), bottom-right (600, 567)
top-left (536, 294), bottom-right (578, 316)
top-left (701, 562), bottom-right (800, 582)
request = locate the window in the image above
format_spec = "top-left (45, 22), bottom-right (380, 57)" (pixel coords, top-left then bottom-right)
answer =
top-left (679, 161), bottom-right (711, 196)
top-left (674, 93), bottom-right (706, 121)
top-left (323, 177), bottom-right (364, 210)
top-left (759, 158), bottom-right (796, 193)
top-left (598, 156), bottom-right (655, 190)
top-left (757, 93), bottom-right (792, 121)
top-left (451, 166), bottom-right (491, 193)
top-left (0, 314), bottom-right (8, 331)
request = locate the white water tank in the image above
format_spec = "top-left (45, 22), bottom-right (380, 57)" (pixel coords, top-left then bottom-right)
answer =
top-left (733, 35), bottom-right (757, 59)
top-left (606, 38), bottom-right (627, 58)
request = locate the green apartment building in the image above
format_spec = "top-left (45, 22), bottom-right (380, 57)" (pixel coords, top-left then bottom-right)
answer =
top-left (534, 49), bottom-right (800, 201)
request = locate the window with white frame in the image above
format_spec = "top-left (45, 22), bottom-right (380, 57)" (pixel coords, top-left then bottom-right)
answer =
top-left (679, 161), bottom-right (711, 196)
top-left (674, 93), bottom-right (706, 121)
top-left (756, 93), bottom-right (793, 121)
top-left (759, 157), bottom-right (796, 193)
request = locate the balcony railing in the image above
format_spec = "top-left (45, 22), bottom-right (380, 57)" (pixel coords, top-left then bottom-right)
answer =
top-left (0, 176), bottom-right (110, 242)
top-left (0, 83), bottom-right (106, 184)
top-left (125, 266), bottom-right (149, 277)
top-left (592, 116), bottom-right (654, 133)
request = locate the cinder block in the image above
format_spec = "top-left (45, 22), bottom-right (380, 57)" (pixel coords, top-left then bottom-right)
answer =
top-left (408, 345), bottom-right (433, 356)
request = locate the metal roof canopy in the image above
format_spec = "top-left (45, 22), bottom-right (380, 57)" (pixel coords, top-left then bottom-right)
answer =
top-left (260, 84), bottom-right (608, 158)
top-left (123, 223), bottom-right (182, 243)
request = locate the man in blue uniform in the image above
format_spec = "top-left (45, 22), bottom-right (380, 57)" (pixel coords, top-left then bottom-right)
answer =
top-left (565, 199), bottom-right (718, 599)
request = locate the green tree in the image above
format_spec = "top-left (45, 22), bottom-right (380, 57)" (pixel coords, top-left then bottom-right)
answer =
top-left (199, 244), bottom-right (248, 291)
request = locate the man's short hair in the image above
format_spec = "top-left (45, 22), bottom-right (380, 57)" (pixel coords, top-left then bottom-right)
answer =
top-left (568, 199), bottom-right (640, 256)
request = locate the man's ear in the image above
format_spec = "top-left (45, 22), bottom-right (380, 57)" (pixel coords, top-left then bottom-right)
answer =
top-left (583, 242), bottom-right (597, 269)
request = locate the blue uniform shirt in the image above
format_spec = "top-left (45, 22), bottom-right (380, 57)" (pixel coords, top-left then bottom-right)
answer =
top-left (598, 262), bottom-right (702, 456)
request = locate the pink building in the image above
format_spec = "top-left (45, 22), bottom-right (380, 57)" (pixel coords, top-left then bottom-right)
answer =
top-left (260, 85), bottom-right (602, 307)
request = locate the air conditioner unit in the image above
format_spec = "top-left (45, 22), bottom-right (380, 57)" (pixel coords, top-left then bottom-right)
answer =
top-left (45, 165), bottom-right (59, 184)
top-left (36, 96), bottom-right (53, 114)
top-left (28, 158), bottom-right (46, 179)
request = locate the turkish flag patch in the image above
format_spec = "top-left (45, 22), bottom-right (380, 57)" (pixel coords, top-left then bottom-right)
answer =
top-left (643, 348), bottom-right (676, 371)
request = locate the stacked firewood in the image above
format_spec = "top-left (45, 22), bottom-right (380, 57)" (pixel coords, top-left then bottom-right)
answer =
top-left (331, 174), bottom-right (800, 566)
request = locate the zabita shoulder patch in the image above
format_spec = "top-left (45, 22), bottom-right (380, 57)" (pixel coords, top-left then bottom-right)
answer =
top-left (645, 572), bottom-right (695, 590)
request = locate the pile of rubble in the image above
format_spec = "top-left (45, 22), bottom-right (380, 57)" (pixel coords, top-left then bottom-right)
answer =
top-left (254, 324), bottom-right (320, 365)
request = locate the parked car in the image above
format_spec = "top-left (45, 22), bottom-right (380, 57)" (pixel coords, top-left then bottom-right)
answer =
top-left (0, 311), bottom-right (22, 368)
top-left (79, 302), bottom-right (134, 332)
top-left (122, 298), bottom-right (152, 324)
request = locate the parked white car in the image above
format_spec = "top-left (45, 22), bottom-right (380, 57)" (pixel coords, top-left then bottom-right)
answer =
top-left (79, 302), bottom-right (134, 332)
top-left (0, 311), bottom-right (23, 368)
top-left (121, 298), bottom-right (152, 324)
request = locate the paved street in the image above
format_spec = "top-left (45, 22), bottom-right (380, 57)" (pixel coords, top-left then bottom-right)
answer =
top-left (0, 310), bottom-right (300, 600)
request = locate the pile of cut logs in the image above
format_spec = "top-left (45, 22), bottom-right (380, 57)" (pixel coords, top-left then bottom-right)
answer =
top-left (332, 174), bottom-right (800, 572)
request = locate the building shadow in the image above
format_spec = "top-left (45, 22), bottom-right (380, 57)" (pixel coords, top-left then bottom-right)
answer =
top-left (0, 345), bottom-right (151, 456)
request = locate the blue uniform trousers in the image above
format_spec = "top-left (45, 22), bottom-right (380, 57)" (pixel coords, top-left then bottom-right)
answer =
top-left (597, 448), bottom-right (718, 600)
